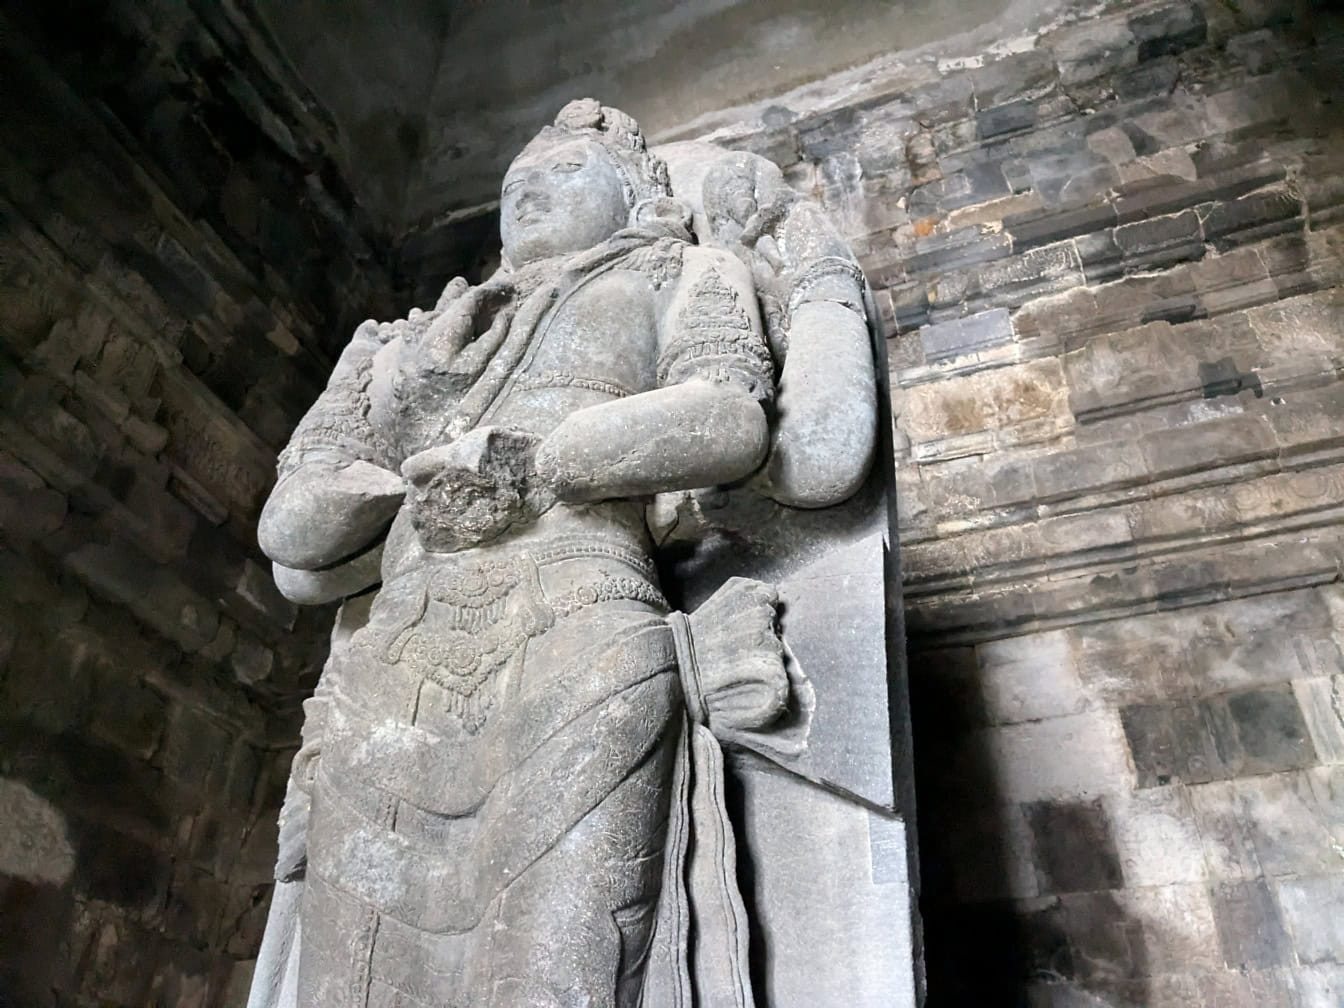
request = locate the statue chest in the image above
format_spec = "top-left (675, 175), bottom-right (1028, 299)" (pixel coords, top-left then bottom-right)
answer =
top-left (489, 269), bottom-right (660, 431)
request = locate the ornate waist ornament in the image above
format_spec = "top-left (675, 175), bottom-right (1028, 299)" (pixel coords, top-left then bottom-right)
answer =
top-left (373, 545), bottom-right (668, 733)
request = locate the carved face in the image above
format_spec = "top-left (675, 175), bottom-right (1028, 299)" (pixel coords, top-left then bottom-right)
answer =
top-left (500, 139), bottom-right (630, 266)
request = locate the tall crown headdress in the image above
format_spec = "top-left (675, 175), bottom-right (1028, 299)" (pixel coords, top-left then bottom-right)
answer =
top-left (520, 98), bottom-right (671, 208)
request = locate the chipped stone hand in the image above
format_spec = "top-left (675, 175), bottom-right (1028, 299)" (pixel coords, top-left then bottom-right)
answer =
top-left (400, 426), bottom-right (558, 553)
top-left (411, 282), bottom-right (516, 379)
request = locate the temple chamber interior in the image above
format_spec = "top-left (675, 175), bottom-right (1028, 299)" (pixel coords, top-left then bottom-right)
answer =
top-left (2, 0), bottom-right (1343, 1004)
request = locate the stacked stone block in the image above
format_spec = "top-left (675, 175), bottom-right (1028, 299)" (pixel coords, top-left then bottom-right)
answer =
top-left (675, 0), bottom-right (1344, 1003)
top-left (0, 5), bottom-right (399, 1004)
top-left (5, 0), bottom-right (1344, 1003)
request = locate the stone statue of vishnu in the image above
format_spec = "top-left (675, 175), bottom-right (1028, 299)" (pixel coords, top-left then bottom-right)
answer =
top-left (249, 99), bottom-right (880, 1008)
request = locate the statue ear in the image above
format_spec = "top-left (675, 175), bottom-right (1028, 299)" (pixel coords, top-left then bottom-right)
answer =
top-left (630, 196), bottom-right (694, 239)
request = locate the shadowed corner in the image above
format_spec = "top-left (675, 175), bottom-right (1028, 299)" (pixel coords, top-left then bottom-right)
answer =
top-left (909, 643), bottom-right (1156, 1007)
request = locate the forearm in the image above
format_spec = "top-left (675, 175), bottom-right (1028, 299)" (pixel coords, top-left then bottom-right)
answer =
top-left (535, 380), bottom-right (768, 502)
top-left (761, 299), bottom-right (876, 508)
top-left (258, 459), bottom-right (404, 570)
top-left (272, 540), bottom-right (384, 605)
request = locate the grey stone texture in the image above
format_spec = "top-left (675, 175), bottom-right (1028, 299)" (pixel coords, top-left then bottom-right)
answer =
top-left (430, 0), bottom-right (1344, 1004)
top-left (5, 0), bottom-right (1344, 1004)
top-left (837, 2), bottom-right (1344, 1000)
top-left (0, 3), bottom-right (398, 1005)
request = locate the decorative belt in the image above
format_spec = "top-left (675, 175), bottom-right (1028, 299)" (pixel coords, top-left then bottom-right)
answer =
top-left (370, 538), bottom-right (666, 733)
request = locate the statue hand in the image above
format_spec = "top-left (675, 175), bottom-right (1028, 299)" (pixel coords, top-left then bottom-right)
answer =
top-left (400, 427), bottom-right (556, 552)
top-left (412, 284), bottom-right (516, 383)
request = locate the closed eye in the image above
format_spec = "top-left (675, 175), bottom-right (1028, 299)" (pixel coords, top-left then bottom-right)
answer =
top-left (503, 178), bottom-right (524, 194)
top-left (552, 162), bottom-right (583, 173)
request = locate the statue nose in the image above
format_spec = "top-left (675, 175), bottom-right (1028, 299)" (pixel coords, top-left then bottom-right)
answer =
top-left (516, 185), bottom-right (549, 216)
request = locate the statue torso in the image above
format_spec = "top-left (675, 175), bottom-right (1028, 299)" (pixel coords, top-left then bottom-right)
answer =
top-left (485, 266), bottom-right (661, 434)
top-left (362, 264), bottom-right (670, 694)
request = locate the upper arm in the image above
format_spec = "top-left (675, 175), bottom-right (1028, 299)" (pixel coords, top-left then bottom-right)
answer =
top-left (656, 247), bottom-right (774, 402)
top-left (275, 320), bottom-right (392, 479)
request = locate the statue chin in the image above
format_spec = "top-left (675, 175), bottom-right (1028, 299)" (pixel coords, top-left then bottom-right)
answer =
top-left (503, 214), bottom-right (626, 266)
top-left (505, 232), bottom-right (584, 267)
top-left (501, 234), bottom-right (562, 267)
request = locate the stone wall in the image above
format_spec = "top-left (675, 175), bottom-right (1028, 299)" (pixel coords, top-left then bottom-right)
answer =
top-left (6, 0), bottom-right (1344, 1004)
top-left (0, 4), bottom-right (398, 1004)
top-left (668, 0), bottom-right (1344, 1002)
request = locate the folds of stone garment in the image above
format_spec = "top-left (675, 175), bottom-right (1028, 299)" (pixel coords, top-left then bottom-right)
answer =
top-left (247, 575), bottom-right (798, 1008)
top-left (644, 578), bottom-right (808, 1008)
top-left (296, 547), bottom-right (678, 1006)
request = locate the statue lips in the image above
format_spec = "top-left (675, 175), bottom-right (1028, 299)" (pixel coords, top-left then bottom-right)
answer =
top-left (514, 193), bottom-right (550, 226)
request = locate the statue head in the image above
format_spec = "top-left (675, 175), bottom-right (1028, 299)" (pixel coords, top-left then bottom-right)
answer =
top-left (500, 99), bottom-right (671, 267)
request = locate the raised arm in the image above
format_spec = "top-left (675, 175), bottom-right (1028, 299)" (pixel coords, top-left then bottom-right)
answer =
top-left (533, 247), bottom-right (771, 502)
top-left (762, 248), bottom-right (876, 508)
top-left (662, 144), bottom-right (878, 508)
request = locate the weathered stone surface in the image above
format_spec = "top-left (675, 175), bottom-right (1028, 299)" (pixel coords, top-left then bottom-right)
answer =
top-left (1201, 185), bottom-right (1302, 250)
top-left (1293, 676), bottom-right (1344, 763)
top-left (956, 710), bottom-right (1134, 805)
top-left (1211, 879), bottom-right (1294, 970)
top-left (970, 241), bottom-right (1085, 310)
top-left (1231, 772), bottom-right (1344, 877)
top-left (733, 759), bottom-right (917, 1007)
top-left (9, 0), bottom-right (1344, 1002)
top-left (1026, 799), bottom-right (1124, 893)
top-left (1114, 208), bottom-right (1205, 270)
top-left (245, 101), bottom-right (908, 1008)
top-left (1129, 1), bottom-right (1208, 60)
top-left (1050, 19), bottom-right (1139, 86)
top-left (1106, 786), bottom-right (1208, 888)
top-left (66, 541), bottom-right (220, 653)
top-left (975, 630), bottom-right (1089, 725)
top-left (1274, 875), bottom-right (1344, 965)
top-left (1031, 440), bottom-right (1148, 502)
top-left (1296, 964), bottom-right (1344, 1008)
top-left (901, 357), bottom-right (1070, 454)
top-left (1122, 686), bottom-right (1317, 789)
top-left (976, 99), bottom-right (1039, 140)
top-left (1138, 414), bottom-right (1277, 480)
top-left (905, 227), bottom-right (1012, 276)
top-left (1007, 201), bottom-right (1118, 251)
top-left (918, 308), bottom-right (1014, 362)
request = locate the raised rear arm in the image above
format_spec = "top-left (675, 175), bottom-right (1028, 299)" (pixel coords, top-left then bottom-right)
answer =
top-left (660, 143), bottom-right (878, 509)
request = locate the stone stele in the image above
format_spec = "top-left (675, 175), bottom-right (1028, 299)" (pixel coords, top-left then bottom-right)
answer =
top-left (248, 98), bottom-right (918, 1008)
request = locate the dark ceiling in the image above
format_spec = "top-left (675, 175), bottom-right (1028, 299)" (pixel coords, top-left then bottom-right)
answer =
top-left (253, 0), bottom-right (1032, 233)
